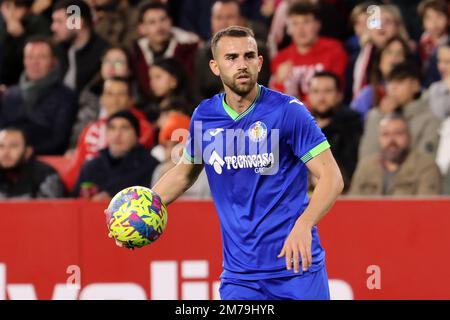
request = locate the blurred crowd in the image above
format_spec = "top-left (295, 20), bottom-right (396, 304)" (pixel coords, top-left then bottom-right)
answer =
top-left (0, 0), bottom-right (449, 200)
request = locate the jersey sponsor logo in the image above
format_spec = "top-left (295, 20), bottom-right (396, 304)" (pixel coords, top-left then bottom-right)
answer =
top-left (207, 150), bottom-right (275, 175)
top-left (209, 151), bottom-right (225, 174)
top-left (248, 121), bottom-right (267, 143)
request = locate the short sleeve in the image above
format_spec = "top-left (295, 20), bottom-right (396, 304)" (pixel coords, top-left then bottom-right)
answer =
top-left (183, 108), bottom-right (203, 164)
top-left (283, 99), bottom-right (330, 163)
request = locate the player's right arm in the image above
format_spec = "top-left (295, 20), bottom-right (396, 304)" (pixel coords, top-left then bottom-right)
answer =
top-left (106, 158), bottom-right (203, 249)
top-left (152, 158), bottom-right (204, 206)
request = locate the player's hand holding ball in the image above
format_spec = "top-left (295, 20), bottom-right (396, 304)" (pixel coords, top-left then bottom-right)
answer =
top-left (104, 186), bottom-right (168, 250)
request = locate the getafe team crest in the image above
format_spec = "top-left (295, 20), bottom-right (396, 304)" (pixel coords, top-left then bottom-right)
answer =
top-left (248, 121), bottom-right (268, 142)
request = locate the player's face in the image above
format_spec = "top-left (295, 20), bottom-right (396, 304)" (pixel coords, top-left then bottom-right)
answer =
top-left (106, 118), bottom-right (138, 158)
top-left (287, 14), bottom-right (320, 48)
top-left (23, 42), bottom-right (55, 81)
top-left (0, 131), bottom-right (29, 169)
top-left (101, 80), bottom-right (130, 116)
top-left (308, 77), bottom-right (342, 113)
top-left (379, 119), bottom-right (410, 162)
top-left (210, 36), bottom-right (262, 96)
top-left (211, 2), bottom-right (243, 34)
top-left (139, 9), bottom-right (172, 45)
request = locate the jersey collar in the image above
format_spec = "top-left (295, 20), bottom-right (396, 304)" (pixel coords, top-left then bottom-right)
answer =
top-left (222, 85), bottom-right (262, 121)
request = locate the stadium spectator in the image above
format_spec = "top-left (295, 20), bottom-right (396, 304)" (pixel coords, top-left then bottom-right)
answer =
top-left (177, 0), bottom-right (266, 41)
top-left (270, 2), bottom-right (348, 102)
top-left (0, 0), bottom-right (51, 86)
top-left (151, 112), bottom-right (211, 199)
top-left (132, 1), bottom-right (201, 98)
top-left (346, 4), bottom-right (411, 103)
top-left (88, 0), bottom-right (139, 50)
top-left (418, 0), bottom-right (449, 71)
top-left (0, 127), bottom-right (65, 198)
top-left (193, 0), bottom-right (271, 102)
top-left (345, 2), bottom-right (370, 58)
top-left (51, 0), bottom-right (109, 93)
top-left (69, 46), bottom-right (135, 147)
top-left (150, 96), bottom-right (191, 163)
top-left (147, 58), bottom-right (190, 121)
top-left (67, 76), bottom-right (155, 190)
top-left (72, 110), bottom-right (159, 200)
top-left (350, 114), bottom-right (442, 196)
top-left (436, 117), bottom-right (450, 193)
top-left (308, 71), bottom-right (362, 191)
top-left (358, 62), bottom-right (441, 160)
top-left (428, 41), bottom-right (450, 118)
top-left (351, 36), bottom-right (412, 120)
top-left (267, 0), bottom-right (347, 57)
top-left (0, 36), bottom-right (77, 155)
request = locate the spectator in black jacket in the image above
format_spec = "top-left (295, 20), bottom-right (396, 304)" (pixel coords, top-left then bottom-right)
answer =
top-left (309, 71), bottom-right (363, 191)
top-left (0, 126), bottom-right (65, 199)
top-left (0, 0), bottom-right (51, 86)
top-left (0, 36), bottom-right (77, 155)
top-left (72, 110), bottom-right (159, 200)
top-left (51, 0), bottom-right (109, 93)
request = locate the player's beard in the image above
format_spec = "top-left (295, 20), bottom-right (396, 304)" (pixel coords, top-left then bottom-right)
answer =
top-left (221, 71), bottom-right (258, 96)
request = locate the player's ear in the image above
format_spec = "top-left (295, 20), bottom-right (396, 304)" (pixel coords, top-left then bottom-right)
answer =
top-left (209, 59), bottom-right (220, 77)
top-left (258, 55), bottom-right (263, 73)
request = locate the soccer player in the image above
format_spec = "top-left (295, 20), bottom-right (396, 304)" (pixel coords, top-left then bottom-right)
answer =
top-left (110, 26), bottom-right (343, 300)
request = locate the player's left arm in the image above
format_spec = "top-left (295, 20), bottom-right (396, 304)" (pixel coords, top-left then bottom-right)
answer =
top-left (278, 148), bottom-right (344, 273)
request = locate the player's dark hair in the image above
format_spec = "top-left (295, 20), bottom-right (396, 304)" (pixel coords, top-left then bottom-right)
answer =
top-left (53, 0), bottom-right (94, 29)
top-left (138, 1), bottom-right (170, 23)
top-left (418, 0), bottom-right (449, 19)
top-left (311, 71), bottom-right (341, 91)
top-left (386, 62), bottom-right (422, 82)
top-left (287, 1), bottom-right (320, 20)
top-left (24, 35), bottom-right (58, 57)
top-left (0, 126), bottom-right (30, 147)
top-left (211, 26), bottom-right (255, 58)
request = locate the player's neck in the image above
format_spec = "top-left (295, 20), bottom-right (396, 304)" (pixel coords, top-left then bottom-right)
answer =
top-left (223, 84), bottom-right (259, 115)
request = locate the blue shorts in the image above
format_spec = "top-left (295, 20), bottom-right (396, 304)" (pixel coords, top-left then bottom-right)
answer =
top-left (219, 266), bottom-right (330, 300)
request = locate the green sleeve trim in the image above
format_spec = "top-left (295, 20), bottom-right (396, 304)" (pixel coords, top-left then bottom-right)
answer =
top-left (300, 140), bottom-right (331, 163)
top-left (183, 148), bottom-right (195, 163)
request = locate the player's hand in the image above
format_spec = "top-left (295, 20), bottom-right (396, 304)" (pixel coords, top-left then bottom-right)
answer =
top-left (104, 209), bottom-right (135, 250)
top-left (277, 218), bottom-right (313, 273)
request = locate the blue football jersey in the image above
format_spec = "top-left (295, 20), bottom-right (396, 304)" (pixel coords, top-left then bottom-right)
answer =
top-left (184, 85), bottom-right (330, 280)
